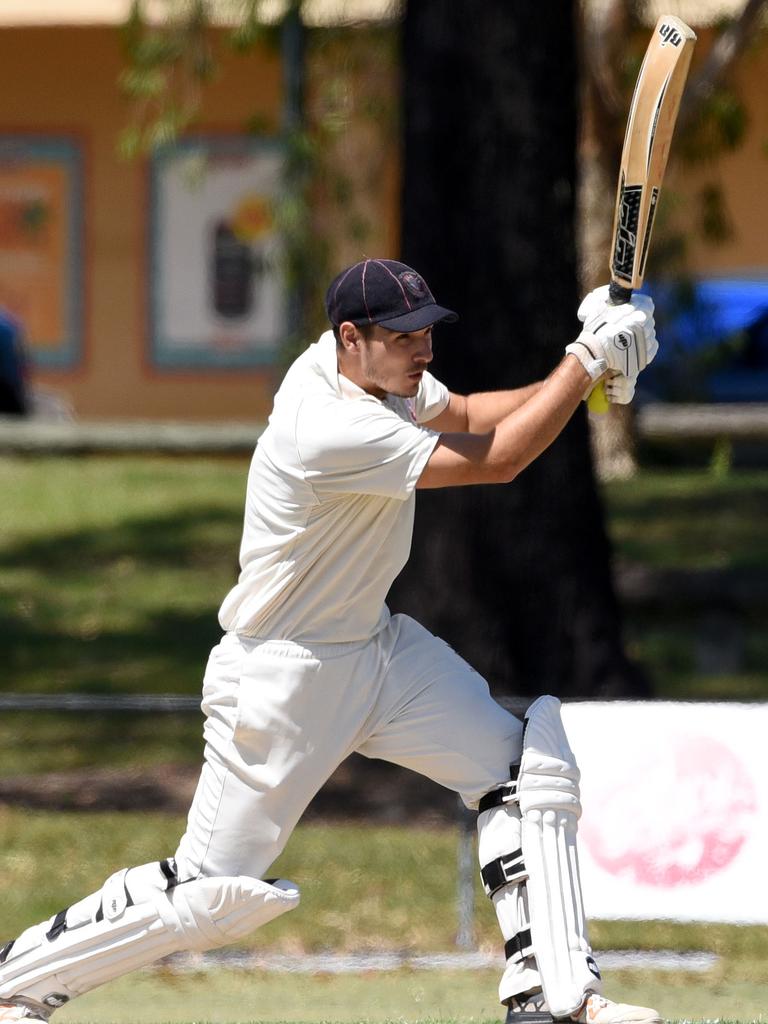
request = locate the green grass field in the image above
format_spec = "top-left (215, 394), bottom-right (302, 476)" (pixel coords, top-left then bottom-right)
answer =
top-left (603, 467), bottom-right (768, 700)
top-left (603, 468), bottom-right (768, 571)
top-left (51, 968), bottom-right (768, 1024)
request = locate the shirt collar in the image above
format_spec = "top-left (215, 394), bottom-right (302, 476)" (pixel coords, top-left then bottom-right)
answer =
top-left (338, 371), bottom-right (368, 400)
top-left (314, 329), bottom-right (381, 403)
top-left (312, 330), bottom-right (339, 389)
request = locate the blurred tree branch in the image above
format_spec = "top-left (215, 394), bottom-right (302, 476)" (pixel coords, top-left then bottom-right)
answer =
top-left (679, 0), bottom-right (768, 129)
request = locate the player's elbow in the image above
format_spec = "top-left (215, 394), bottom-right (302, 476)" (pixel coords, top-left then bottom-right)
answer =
top-left (422, 432), bottom-right (526, 487)
top-left (488, 457), bottom-right (523, 485)
top-left (466, 442), bottom-right (525, 485)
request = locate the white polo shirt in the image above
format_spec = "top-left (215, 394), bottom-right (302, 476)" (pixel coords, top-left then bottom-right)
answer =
top-left (218, 330), bottom-right (449, 642)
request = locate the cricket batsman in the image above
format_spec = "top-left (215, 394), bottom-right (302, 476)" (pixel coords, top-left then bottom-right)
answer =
top-left (1, 259), bottom-right (658, 1023)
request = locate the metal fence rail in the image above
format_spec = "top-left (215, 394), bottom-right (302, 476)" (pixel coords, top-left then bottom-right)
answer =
top-left (0, 693), bottom-right (530, 715)
top-left (3, 404), bottom-right (768, 454)
top-left (0, 693), bottom-right (201, 712)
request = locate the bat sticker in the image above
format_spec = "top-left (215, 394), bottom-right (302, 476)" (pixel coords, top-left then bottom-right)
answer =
top-left (611, 180), bottom-right (643, 283)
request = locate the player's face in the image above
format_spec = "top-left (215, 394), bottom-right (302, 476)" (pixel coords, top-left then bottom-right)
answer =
top-left (356, 324), bottom-right (434, 399)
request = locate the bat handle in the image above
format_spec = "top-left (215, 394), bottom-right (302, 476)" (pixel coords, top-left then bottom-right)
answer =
top-left (586, 280), bottom-right (635, 413)
top-left (608, 281), bottom-right (633, 304)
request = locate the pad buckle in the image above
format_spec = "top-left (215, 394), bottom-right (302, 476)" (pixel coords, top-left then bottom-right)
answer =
top-left (477, 769), bottom-right (519, 814)
top-left (500, 781), bottom-right (518, 804)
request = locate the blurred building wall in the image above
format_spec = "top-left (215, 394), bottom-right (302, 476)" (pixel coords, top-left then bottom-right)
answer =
top-left (0, 24), bottom-right (399, 421)
top-left (0, 19), bottom-right (765, 421)
top-left (680, 28), bottom-right (768, 279)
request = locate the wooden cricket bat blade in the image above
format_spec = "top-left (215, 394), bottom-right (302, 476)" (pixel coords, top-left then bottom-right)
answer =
top-left (588, 14), bottom-right (696, 416)
top-left (609, 15), bottom-right (696, 294)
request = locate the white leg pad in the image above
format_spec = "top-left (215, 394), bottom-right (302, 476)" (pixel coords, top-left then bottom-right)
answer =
top-left (0, 861), bottom-right (299, 1014)
top-left (478, 804), bottom-right (541, 1005)
top-left (518, 696), bottom-right (601, 1017)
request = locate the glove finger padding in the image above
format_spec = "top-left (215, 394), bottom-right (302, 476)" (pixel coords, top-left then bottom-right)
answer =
top-left (577, 285), bottom-right (612, 324)
top-left (604, 373), bottom-right (637, 405)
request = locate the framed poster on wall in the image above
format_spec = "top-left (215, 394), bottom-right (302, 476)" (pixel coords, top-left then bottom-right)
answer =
top-left (0, 136), bottom-right (84, 369)
top-left (149, 136), bottom-right (286, 370)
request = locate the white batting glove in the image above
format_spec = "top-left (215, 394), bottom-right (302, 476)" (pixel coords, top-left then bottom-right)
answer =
top-left (604, 373), bottom-right (637, 405)
top-left (566, 305), bottom-right (658, 379)
top-left (572, 287), bottom-right (656, 402)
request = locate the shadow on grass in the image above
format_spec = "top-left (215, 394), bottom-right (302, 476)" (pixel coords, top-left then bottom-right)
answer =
top-left (0, 505), bottom-right (242, 695)
top-left (0, 505), bottom-right (242, 573)
top-left (0, 607), bottom-right (223, 694)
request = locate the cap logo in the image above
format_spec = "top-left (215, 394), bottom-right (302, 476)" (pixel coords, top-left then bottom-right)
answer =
top-left (399, 271), bottom-right (427, 298)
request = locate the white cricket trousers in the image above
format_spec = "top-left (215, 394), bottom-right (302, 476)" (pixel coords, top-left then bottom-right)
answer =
top-left (174, 613), bottom-right (523, 880)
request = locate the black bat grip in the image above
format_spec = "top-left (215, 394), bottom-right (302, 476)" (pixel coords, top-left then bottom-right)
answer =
top-left (609, 280), bottom-right (634, 305)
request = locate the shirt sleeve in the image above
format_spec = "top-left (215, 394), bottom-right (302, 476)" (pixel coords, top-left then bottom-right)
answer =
top-left (413, 370), bottom-right (450, 423)
top-left (295, 395), bottom-right (440, 500)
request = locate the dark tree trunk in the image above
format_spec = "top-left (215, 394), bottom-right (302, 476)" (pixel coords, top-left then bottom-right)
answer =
top-left (390, 0), bottom-right (649, 698)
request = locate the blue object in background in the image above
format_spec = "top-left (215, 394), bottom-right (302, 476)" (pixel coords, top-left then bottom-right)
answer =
top-left (0, 309), bottom-right (29, 415)
top-left (642, 277), bottom-right (768, 402)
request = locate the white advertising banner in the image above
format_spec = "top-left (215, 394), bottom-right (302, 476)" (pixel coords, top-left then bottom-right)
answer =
top-left (561, 702), bottom-right (768, 924)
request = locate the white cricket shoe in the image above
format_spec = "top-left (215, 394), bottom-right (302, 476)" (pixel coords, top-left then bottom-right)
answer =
top-left (0, 1003), bottom-right (49, 1022)
top-left (571, 992), bottom-right (662, 1024)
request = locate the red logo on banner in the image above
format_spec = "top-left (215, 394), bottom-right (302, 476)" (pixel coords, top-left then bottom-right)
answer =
top-left (581, 736), bottom-right (756, 886)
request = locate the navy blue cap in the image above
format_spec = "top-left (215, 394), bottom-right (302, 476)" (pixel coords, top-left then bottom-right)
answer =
top-left (325, 258), bottom-right (458, 333)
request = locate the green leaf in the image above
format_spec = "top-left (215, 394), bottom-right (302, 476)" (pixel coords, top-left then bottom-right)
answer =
top-left (134, 33), bottom-right (185, 68)
top-left (229, 12), bottom-right (264, 52)
top-left (116, 124), bottom-right (143, 160)
top-left (119, 67), bottom-right (167, 99)
top-left (120, 0), bottom-right (145, 57)
top-left (147, 112), bottom-right (186, 149)
top-left (709, 90), bottom-right (748, 151)
top-left (699, 182), bottom-right (733, 244)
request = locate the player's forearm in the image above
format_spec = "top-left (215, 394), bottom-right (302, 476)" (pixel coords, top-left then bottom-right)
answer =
top-left (487, 358), bottom-right (588, 478)
top-left (464, 383), bottom-right (545, 432)
top-left (418, 356), bottom-right (589, 488)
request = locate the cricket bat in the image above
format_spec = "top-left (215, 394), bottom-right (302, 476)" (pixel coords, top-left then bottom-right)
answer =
top-left (588, 14), bottom-right (696, 414)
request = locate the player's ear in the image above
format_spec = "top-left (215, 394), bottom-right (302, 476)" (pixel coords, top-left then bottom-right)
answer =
top-left (338, 321), bottom-right (362, 352)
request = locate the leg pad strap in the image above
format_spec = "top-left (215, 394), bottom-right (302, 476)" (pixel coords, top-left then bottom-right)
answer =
top-left (481, 848), bottom-right (527, 898)
top-left (504, 928), bottom-right (534, 964)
